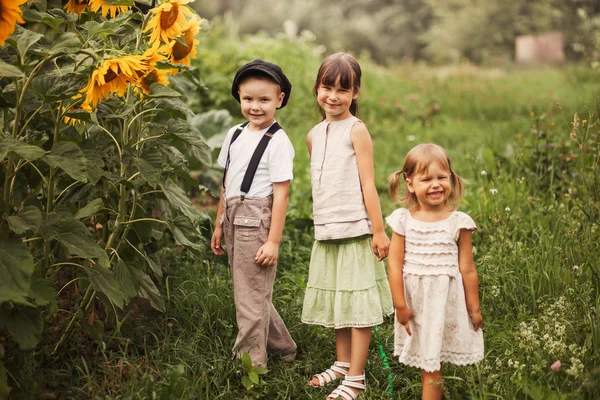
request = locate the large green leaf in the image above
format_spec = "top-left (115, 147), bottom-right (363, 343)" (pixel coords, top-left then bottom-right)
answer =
top-left (43, 141), bottom-right (88, 182)
top-left (0, 61), bottom-right (23, 78)
top-left (40, 207), bottom-right (109, 267)
top-left (137, 274), bottom-right (164, 312)
top-left (50, 32), bottom-right (81, 54)
top-left (0, 239), bottom-right (34, 305)
top-left (169, 223), bottom-right (204, 252)
top-left (114, 259), bottom-right (142, 302)
top-left (28, 278), bottom-right (57, 313)
top-left (149, 84), bottom-right (181, 98)
top-left (22, 9), bottom-right (65, 31)
top-left (0, 305), bottom-right (43, 350)
top-left (135, 147), bottom-right (162, 188)
top-left (0, 138), bottom-right (46, 161)
top-left (81, 20), bottom-right (119, 38)
top-left (8, 26), bottom-right (43, 59)
top-left (75, 198), bottom-right (103, 220)
top-left (5, 206), bottom-right (42, 234)
top-left (185, 144), bottom-right (212, 169)
top-left (144, 251), bottom-right (162, 279)
top-left (167, 120), bottom-right (209, 149)
top-left (159, 178), bottom-right (202, 223)
top-left (31, 72), bottom-right (85, 102)
top-left (82, 149), bottom-right (105, 184)
top-left (189, 109), bottom-right (234, 146)
top-left (85, 266), bottom-right (125, 309)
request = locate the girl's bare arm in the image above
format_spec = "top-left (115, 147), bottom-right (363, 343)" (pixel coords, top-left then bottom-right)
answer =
top-left (352, 123), bottom-right (389, 260)
top-left (388, 231), bottom-right (413, 335)
top-left (457, 229), bottom-right (483, 331)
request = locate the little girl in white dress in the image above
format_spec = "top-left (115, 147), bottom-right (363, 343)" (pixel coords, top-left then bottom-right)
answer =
top-left (386, 143), bottom-right (484, 400)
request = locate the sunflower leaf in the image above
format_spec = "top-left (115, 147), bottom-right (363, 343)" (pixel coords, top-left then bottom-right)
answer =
top-left (50, 32), bottom-right (82, 54)
top-left (0, 61), bottom-right (24, 78)
top-left (22, 9), bottom-right (65, 31)
top-left (0, 138), bottom-right (47, 161)
top-left (82, 20), bottom-right (119, 38)
top-left (6, 206), bottom-right (42, 234)
top-left (0, 304), bottom-right (43, 350)
top-left (43, 142), bottom-right (88, 182)
top-left (8, 26), bottom-right (43, 59)
top-left (0, 238), bottom-right (35, 305)
top-left (149, 84), bottom-right (182, 98)
top-left (135, 147), bottom-right (163, 188)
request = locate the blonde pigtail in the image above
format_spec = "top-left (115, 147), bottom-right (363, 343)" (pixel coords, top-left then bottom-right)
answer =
top-left (388, 170), bottom-right (403, 203)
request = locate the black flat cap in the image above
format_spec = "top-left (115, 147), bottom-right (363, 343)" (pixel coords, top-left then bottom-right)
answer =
top-left (231, 59), bottom-right (292, 109)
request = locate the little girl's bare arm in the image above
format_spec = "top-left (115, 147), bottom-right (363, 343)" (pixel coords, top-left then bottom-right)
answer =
top-left (457, 229), bottom-right (483, 330)
top-left (388, 232), bottom-right (413, 335)
top-left (351, 123), bottom-right (389, 260)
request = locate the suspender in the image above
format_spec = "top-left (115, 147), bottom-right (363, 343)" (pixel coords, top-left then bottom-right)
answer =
top-left (223, 122), bottom-right (282, 200)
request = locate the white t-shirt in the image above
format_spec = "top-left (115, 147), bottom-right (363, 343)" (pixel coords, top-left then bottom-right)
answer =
top-left (217, 122), bottom-right (295, 198)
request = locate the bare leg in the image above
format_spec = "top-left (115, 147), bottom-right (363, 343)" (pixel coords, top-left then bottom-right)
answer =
top-left (336, 328), bottom-right (352, 364)
top-left (421, 369), bottom-right (443, 400)
top-left (326, 327), bottom-right (372, 398)
top-left (310, 328), bottom-right (351, 386)
top-left (348, 327), bottom-right (371, 376)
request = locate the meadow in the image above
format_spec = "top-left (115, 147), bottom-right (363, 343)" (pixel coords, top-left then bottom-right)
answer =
top-left (10, 29), bottom-right (600, 400)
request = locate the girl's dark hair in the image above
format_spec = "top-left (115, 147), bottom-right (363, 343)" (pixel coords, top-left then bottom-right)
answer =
top-left (313, 52), bottom-right (361, 119)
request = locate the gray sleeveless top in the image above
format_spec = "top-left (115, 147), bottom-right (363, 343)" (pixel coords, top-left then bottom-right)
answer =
top-left (310, 116), bottom-right (372, 240)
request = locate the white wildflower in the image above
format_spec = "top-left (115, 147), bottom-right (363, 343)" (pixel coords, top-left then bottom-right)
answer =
top-left (490, 188), bottom-right (498, 195)
top-left (407, 135), bottom-right (416, 142)
top-left (481, 170), bottom-right (487, 176)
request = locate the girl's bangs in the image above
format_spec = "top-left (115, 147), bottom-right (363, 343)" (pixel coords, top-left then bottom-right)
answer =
top-left (414, 151), bottom-right (451, 176)
top-left (319, 62), bottom-right (355, 89)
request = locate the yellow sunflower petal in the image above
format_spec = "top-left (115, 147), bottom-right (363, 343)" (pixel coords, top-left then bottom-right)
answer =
top-left (0, 0), bottom-right (28, 45)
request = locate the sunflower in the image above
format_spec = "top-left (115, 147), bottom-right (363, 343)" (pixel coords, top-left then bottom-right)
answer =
top-left (138, 69), bottom-right (170, 95)
top-left (144, 0), bottom-right (194, 46)
top-left (165, 17), bottom-right (202, 66)
top-left (88, 0), bottom-right (130, 18)
top-left (62, 104), bottom-right (86, 125)
top-left (80, 56), bottom-right (148, 109)
top-left (141, 46), bottom-right (166, 70)
top-left (0, 0), bottom-right (28, 45)
top-left (64, 0), bottom-right (89, 16)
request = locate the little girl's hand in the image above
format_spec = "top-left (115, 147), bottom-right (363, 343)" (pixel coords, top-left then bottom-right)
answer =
top-left (372, 232), bottom-right (390, 261)
top-left (469, 311), bottom-right (483, 331)
top-left (396, 307), bottom-right (414, 336)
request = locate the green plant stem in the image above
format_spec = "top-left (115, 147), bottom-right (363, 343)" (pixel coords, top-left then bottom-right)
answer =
top-left (53, 286), bottom-right (95, 354)
top-left (41, 101), bottom-right (64, 278)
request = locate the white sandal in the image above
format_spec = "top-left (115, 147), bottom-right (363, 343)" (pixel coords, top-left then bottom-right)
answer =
top-left (327, 374), bottom-right (366, 400)
top-left (309, 361), bottom-right (351, 387)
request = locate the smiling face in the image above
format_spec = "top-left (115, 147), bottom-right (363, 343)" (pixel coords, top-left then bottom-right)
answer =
top-left (238, 77), bottom-right (284, 130)
top-left (406, 161), bottom-right (453, 211)
top-left (316, 78), bottom-right (358, 121)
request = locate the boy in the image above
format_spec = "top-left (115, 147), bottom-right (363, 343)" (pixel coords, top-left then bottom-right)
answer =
top-left (210, 60), bottom-right (297, 367)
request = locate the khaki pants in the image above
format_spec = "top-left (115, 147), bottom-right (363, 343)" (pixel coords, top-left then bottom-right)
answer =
top-left (223, 195), bottom-right (296, 366)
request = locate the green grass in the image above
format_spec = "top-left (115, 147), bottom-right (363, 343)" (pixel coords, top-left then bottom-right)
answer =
top-left (12, 33), bottom-right (600, 399)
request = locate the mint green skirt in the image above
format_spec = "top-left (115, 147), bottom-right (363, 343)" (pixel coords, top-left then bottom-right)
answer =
top-left (301, 235), bottom-right (394, 329)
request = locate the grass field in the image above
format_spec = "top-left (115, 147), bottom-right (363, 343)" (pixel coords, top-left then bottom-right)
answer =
top-left (16, 33), bottom-right (600, 399)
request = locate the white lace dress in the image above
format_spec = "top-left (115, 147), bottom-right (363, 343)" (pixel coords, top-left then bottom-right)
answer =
top-left (386, 208), bottom-right (484, 372)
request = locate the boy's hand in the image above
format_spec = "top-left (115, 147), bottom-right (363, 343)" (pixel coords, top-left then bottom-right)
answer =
top-left (396, 306), bottom-right (414, 336)
top-left (469, 310), bottom-right (483, 331)
top-left (211, 227), bottom-right (225, 256)
top-left (255, 240), bottom-right (279, 266)
top-left (372, 232), bottom-right (390, 261)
